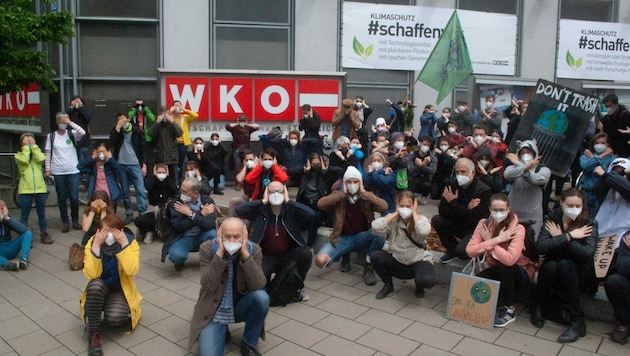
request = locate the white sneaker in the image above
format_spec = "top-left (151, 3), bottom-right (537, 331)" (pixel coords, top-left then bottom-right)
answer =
top-left (300, 289), bottom-right (310, 302)
top-left (420, 196), bottom-right (428, 205)
top-left (143, 232), bottom-right (154, 244)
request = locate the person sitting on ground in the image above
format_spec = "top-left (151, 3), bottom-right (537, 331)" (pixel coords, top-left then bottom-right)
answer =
top-left (137, 163), bottom-right (178, 244)
top-left (0, 199), bottom-right (32, 272)
top-left (187, 217), bottom-right (269, 356)
top-left (329, 136), bottom-right (359, 174)
top-left (370, 192), bottom-right (434, 299)
top-left (245, 148), bottom-right (289, 201)
top-left (77, 143), bottom-right (124, 214)
top-left (261, 129), bottom-right (318, 186)
top-left (80, 214), bottom-right (142, 356)
top-left (444, 120), bottom-right (467, 149)
top-left (162, 177), bottom-right (218, 271)
top-left (364, 152), bottom-right (397, 214)
top-left (370, 131), bottom-right (390, 155)
top-left (579, 132), bottom-right (615, 217)
top-left (228, 150), bottom-right (257, 217)
top-left (432, 158), bottom-right (492, 263)
top-left (370, 117), bottom-right (391, 142)
top-left (409, 136), bottom-right (437, 205)
top-left (180, 161), bottom-right (212, 196)
top-left (15, 132), bottom-right (51, 244)
top-left (466, 193), bottom-right (534, 328)
top-left (205, 133), bottom-right (228, 195)
top-left (504, 139), bottom-right (551, 240)
top-left (475, 146), bottom-right (503, 194)
top-left (430, 137), bottom-right (458, 199)
top-left (187, 137), bottom-right (213, 186)
top-left (236, 182), bottom-right (314, 300)
top-left (532, 188), bottom-right (596, 343)
top-left (605, 231), bottom-right (630, 344)
top-left (462, 125), bottom-right (498, 162)
top-left (298, 104), bottom-right (322, 140)
top-left (315, 166), bottom-right (388, 285)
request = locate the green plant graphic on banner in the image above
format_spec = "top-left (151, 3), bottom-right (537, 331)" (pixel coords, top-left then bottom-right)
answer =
top-left (353, 36), bottom-right (373, 60)
top-left (566, 50), bottom-right (583, 71)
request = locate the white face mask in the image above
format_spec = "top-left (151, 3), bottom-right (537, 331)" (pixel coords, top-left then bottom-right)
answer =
top-left (372, 162), bottom-right (383, 171)
top-left (180, 193), bottom-right (192, 203)
top-left (262, 160), bottom-right (273, 169)
top-left (606, 107), bottom-right (616, 115)
top-left (350, 143), bottom-right (358, 150)
top-left (490, 210), bottom-right (508, 223)
top-left (346, 183), bottom-right (360, 195)
top-left (593, 143), bottom-right (607, 154)
top-left (394, 141), bottom-right (405, 150)
top-left (458, 105), bottom-right (465, 112)
top-left (239, 122), bottom-right (246, 127)
top-left (137, 105), bottom-right (143, 112)
top-left (420, 145), bottom-right (430, 153)
top-left (456, 174), bottom-right (471, 187)
top-left (268, 192), bottom-right (284, 206)
top-left (355, 102), bottom-right (363, 108)
top-left (195, 144), bottom-right (204, 151)
top-left (440, 145), bottom-right (450, 152)
top-left (398, 207), bottom-right (412, 219)
top-left (186, 171), bottom-right (196, 178)
top-left (521, 153), bottom-right (534, 165)
top-left (123, 122), bottom-right (131, 130)
top-left (58, 123), bottom-right (67, 130)
top-left (211, 140), bottom-right (219, 146)
top-left (486, 101), bottom-right (494, 109)
top-left (98, 153), bottom-right (106, 161)
top-left (105, 232), bottom-right (116, 246)
top-left (156, 173), bottom-right (167, 181)
top-left (479, 159), bottom-right (490, 168)
top-left (474, 135), bottom-right (485, 144)
top-left (563, 206), bottom-right (582, 221)
top-left (448, 127), bottom-right (456, 134)
top-left (245, 160), bottom-right (256, 169)
top-left (303, 114), bottom-right (310, 119)
top-left (491, 137), bottom-right (501, 143)
top-left (223, 241), bottom-right (242, 255)
top-left (289, 139), bottom-right (298, 147)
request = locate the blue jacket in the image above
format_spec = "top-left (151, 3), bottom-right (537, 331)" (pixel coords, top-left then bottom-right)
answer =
top-left (235, 200), bottom-right (313, 247)
top-left (78, 157), bottom-right (125, 202)
top-left (579, 152), bottom-right (615, 190)
top-left (1, 217), bottom-right (28, 243)
top-left (364, 169), bottom-right (397, 214)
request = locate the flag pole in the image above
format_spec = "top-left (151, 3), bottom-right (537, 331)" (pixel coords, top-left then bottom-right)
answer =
top-left (401, 78), bottom-right (418, 104)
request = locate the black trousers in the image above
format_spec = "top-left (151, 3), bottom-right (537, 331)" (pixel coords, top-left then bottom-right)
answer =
top-left (605, 273), bottom-right (630, 324)
top-left (477, 263), bottom-right (529, 307)
top-left (263, 246), bottom-right (313, 283)
top-left (536, 259), bottom-right (583, 319)
top-left (431, 215), bottom-right (472, 259)
top-left (370, 250), bottom-right (436, 289)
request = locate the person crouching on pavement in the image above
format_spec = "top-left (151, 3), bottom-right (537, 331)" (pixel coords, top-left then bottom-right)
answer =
top-left (0, 199), bottom-right (32, 271)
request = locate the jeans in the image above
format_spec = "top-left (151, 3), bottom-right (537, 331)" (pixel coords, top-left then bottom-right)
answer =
top-left (168, 229), bottom-right (217, 265)
top-left (54, 173), bottom-right (80, 224)
top-left (198, 289), bottom-right (270, 356)
top-left (120, 164), bottom-right (147, 215)
top-left (317, 229), bottom-right (385, 267)
top-left (263, 246), bottom-right (313, 282)
top-left (208, 174), bottom-right (225, 191)
top-left (0, 230), bottom-right (32, 267)
top-left (370, 251), bottom-right (436, 289)
top-left (177, 144), bottom-right (187, 180)
top-left (301, 203), bottom-right (326, 247)
top-left (19, 193), bottom-right (48, 233)
top-left (605, 273), bottom-right (630, 324)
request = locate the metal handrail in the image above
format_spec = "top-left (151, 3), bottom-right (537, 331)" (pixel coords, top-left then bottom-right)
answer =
top-left (0, 152), bottom-right (18, 184)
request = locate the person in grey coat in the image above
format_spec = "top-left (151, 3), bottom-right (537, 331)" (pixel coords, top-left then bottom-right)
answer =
top-left (503, 139), bottom-right (551, 239)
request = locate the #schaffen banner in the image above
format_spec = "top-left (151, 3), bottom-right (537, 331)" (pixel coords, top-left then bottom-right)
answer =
top-left (342, 2), bottom-right (516, 75)
top-left (557, 19), bottom-right (630, 81)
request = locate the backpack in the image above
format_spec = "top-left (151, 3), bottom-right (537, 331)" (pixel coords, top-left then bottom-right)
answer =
top-left (266, 260), bottom-right (304, 307)
top-left (519, 219), bottom-right (539, 262)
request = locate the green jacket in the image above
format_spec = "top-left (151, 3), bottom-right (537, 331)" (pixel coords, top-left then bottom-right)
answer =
top-left (15, 144), bottom-right (47, 195)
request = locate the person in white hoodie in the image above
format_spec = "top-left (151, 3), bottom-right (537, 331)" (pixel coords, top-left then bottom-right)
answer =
top-left (370, 191), bottom-right (434, 299)
top-left (593, 157), bottom-right (630, 248)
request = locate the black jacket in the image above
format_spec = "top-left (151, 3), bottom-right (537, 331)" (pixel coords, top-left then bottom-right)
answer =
top-left (109, 124), bottom-right (146, 165)
top-left (537, 208), bottom-right (597, 265)
top-left (299, 111), bottom-right (322, 139)
top-left (438, 178), bottom-right (491, 233)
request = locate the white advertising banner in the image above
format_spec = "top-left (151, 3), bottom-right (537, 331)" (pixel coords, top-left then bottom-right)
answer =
top-left (342, 2), bottom-right (516, 75)
top-left (557, 19), bottom-right (630, 81)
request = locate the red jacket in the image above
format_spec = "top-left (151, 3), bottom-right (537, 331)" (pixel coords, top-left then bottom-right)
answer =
top-left (245, 164), bottom-right (289, 200)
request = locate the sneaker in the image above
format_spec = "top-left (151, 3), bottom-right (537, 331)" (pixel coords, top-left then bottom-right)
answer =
top-left (40, 232), bottom-right (53, 244)
top-left (174, 264), bottom-right (185, 271)
top-left (213, 190), bottom-right (224, 195)
top-left (340, 253), bottom-right (351, 273)
top-left (72, 221), bottom-right (82, 230)
top-left (88, 331), bottom-right (103, 356)
top-left (5, 260), bottom-right (19, 272)
top-left (364, 263), bottom-right (377, 286)
top-left (143, 231), bottom-right (154, 244)
top-left (612, 324), bottom-right (630, 344)
top-left (125, 214), bottom-right (134, 225)
top-left (494, 306), bottom-right (516, 327)
top-left (440, 252), bottom-right (457, 264)
top-left (420, 196), bottom-right (428, 205)
top-left (300, 289), bottom-right (310, 301)
top-left (19, 259), bottom-right (29, 270)
top-left (62, 223), bottom-right (70, 233)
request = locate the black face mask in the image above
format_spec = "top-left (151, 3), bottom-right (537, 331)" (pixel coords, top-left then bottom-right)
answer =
top-left (311, 165), bottom-right (321, 173)
top-left (341, 148), bottom-right (348, 155)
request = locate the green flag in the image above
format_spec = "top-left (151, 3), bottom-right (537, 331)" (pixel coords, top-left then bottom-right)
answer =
top-left (417, 11), bottom-right (473, 104)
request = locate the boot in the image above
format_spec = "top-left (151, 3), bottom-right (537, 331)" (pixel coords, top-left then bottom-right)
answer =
top-left (558, 319), bottom-right (586, 343)
top-left (530, 306), bottom-right (545, 328)
top-left (363, 263), bottom-right (377, 286)
top-left (340, 253), bottom-right (351, 273)
top-left (88, 331), bottom-right (103, 356)
top-left (376, 282), bottom-right (394, 299)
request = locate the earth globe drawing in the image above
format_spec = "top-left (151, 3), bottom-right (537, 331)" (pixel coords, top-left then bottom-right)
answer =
top-left (532, 110), bottom-right (569, 167)
top-left (470, 281), bottom-right (492, 304)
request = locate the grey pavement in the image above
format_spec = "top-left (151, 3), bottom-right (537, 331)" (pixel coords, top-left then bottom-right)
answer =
top-left (0, 187), bottom-right (625, 356)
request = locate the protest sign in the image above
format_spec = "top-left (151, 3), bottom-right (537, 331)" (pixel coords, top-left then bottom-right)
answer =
top-left (446, 272), bottom-right (500, 331)
top-left (594, 235), bottom-right (620, 278)
top-left (508, 79), bottom-right (599, 177)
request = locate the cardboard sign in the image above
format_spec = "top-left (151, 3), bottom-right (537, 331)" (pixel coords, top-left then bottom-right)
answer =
top-left (509, 79), bottom-right (599, 177)
top-left (594, 235), bottom-right (619, 278)
top-left (446, 272), bottom-right (500, 331)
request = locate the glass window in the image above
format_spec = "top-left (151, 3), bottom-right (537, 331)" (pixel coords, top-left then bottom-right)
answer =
top-left (215, 0), bottom-right (289, 24)
top-left (345, 68), bottom-right (410, 85)
top-left (458, 0), bottom-right (519, 14)
top-left (215, 27), bottom-right (289, 70)
top-left (560, 0), bottom-right (615, 21)
top-left (78, 23), bottom-right (158, 77)
top-left (346, 0), bottom-right (413, 5)
top-left (77, 0), bottom-right (157, 18)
